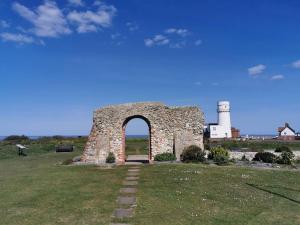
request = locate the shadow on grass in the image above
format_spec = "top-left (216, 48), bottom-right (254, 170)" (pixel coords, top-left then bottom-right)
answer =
top-left (246, 183), bottom-right (300, 204)
top-left (261, 185), bottom-right (300, 193)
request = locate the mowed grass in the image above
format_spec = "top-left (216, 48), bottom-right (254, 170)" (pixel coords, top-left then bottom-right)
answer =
top-left (130, 164), bottom-right (300, 225)
top-left (0, 153), bottom-right (127, 225)
top-left (125, 138), bottom-right (149, 156)
top-left (1, 138), bottom-right (300, 225)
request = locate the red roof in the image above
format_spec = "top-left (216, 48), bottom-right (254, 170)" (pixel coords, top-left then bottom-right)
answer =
top-left (278, 123), bottom-right (295, 134)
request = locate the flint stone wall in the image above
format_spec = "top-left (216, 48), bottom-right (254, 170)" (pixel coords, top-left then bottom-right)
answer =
top-left (229, 150), bottom-right (300, 160)
top-left (82, 102), bottom-right (204, 164)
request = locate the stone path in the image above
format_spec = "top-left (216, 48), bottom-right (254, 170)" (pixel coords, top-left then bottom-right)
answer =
top-left (110, 165), bottom-right (141, 225)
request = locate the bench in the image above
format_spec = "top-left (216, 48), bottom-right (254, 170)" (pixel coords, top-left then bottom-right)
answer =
top-left (56, 145), bottom-right (74, 152)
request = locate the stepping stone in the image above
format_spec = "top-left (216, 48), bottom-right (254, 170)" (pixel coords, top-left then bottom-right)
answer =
top-left (128, 169), bottom-right (140, 172)
top-left (129, 166), bottom-right (140, 169)
top-left (124, 162), bottom-right (142, 165)
top-left (123, 181), bottom-right (138, 186)
top-left (125, 176), bottom-right (139, 181)
top-left (117, 196), bottom-right (136, 205)
top-left (127, 172), bottom-right (139, 176)
top-left (120, 187), bottom-right (137, 194)
top-left (110, 223), bottom-right (131, 225)
top-left (113, 208), bottom-right (133, 218)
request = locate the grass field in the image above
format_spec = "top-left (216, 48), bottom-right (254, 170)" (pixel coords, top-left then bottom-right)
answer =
top-left (125, 138), bottom-right (149, 156)
top-left (1, 138), bottom-right (300, 225)
top-left (212, 139), bottom-right (300, 151)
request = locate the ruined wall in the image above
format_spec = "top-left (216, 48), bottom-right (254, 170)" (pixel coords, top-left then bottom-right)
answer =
top-left (82, 102), bottom-right (204, 164)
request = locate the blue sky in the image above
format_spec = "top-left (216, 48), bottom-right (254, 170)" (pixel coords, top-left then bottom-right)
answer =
top-left (0, 0), bottom-right (300, 135)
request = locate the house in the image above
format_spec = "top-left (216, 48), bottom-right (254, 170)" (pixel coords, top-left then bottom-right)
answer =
top-left (231, 127), bottom-right (240, 139)
top-left (278, 123), bottom-right (296, 141)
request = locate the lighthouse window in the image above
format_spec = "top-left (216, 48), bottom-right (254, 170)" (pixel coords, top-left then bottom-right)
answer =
top-left (213, 127), bottom-right (216, 131)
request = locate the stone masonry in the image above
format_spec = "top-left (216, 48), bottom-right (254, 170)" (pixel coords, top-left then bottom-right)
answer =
top-left (82, 102), bottom-right (204, 164)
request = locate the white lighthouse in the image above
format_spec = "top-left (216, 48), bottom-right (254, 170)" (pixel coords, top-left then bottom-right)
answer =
top-left (206, 100), bottom-right (233, 139)
top-left (217, 101), bottom-right (232, 138)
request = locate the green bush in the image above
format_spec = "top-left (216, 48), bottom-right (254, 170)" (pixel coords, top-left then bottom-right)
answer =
top-left (154, 153), bottom-right (176, 161)
top-left (4, 135), bottom-right (29, 142)
top-left (241, 154), bottom-right (249, 161)
top-left (275, 146), bottom-right (292, 153)
top-left (106, 152), bottom-right (115, 163)
top-left (253, 152), bottom-right (276, 163)
top-left (180, 145), bottom-right (206, 163)
top-left (208, 147), bottom-right (229, 160)
top-left (204, 143), bottom-right (211, 150)
top-left (62, 158), bottom-right (73, 165)
top-left (277, 151), bottom-right (295, 165)
top-left (214, 154), bottom-right (230, 165)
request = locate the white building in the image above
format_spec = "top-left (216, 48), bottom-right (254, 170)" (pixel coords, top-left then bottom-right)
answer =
top-left (278, 123), bottom-right (296, 141)
top-left (206, 101), bottom-right (232, 139)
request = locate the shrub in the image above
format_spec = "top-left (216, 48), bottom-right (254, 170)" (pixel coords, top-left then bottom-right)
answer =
top-left (241, 154), bottom-right (249, 161)
top-left (62, 158), bottom-right (73, 165)
top-left (275, 146), bottom-right (292, 153)
top-left (106, 152), bottom-right (115, 163)
top-left (204, 143), bottom-right (211, 150)
top-left (277, 151), bottom-right (295, 165)
top-left (154, 153), bottom-right (176, 161)
top-left (180, 145), bottom-right (206, 163)
top-left (214, 154), bottom-right (230, 165)
top-left (208, 147), bottom-right (229, 160)
top-left (253, 152), bottom-right (276, 163)
top-left (4, 135), bottom-right (29, 142)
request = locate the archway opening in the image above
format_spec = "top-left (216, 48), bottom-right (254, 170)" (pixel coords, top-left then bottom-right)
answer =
top-left (122, 115), bottom-right (151, 163)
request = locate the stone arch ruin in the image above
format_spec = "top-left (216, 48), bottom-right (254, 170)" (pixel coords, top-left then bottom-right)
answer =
top-left (82, 102), bottom-right (204, 164)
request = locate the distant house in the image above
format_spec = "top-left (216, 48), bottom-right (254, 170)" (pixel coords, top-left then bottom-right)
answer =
top-left (278, 123), bottom-right (296, 141)
top-left (231, 127), bottom-right (240, 139)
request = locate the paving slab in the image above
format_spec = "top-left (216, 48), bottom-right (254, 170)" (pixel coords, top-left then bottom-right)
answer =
top-left (120, 187), bottom-right (137, 194)
top-left (126, 155), bottom-right (148, 161)
top-left (124, 162), bottom-right (143, 165)
top-left (110, 223), bottom-right (131, 225)
top-left (112, 208), bottom-right (134, 218)
top-left (129, 166), bottom-right (141, 169)
top-left (117, 196), bottom-right (136, 205)
top-left (127, 172), bottom-right (139, 176)
top-left (122, 180), bottom-right (138, 186)
top-left (125, 176), bottom-right (139, 181)
top-left (128, 169), bottom-right (140, 172)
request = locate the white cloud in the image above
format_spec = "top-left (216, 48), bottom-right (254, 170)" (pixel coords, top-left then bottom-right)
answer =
top-left (0, 20), bottom-right (10, 28)
top-left (248, 64), bottom-right (266, 76)
top-left (212, 82), bottom-right (219, 86)
top-left (126, 22), bottom-right (139, 31)
top-left (195, 39), bottom-right (202, 46)
top-left (270, 74), bottom-right (284, 80)
top-left (93, 0), bottom-right (102, 6)
top-left (12, 1), bottom-right (71, 37)
top-left (194, 81), bottom-right (202, 86)
top-left (144, 34), bottom-right (170, 47)
top-left (291, 60), bottom-right (300, 69)
top-left (68, 0), bottom-right (84, 6)
top-left (67, 2), bottom-right (117, 33)
top-left (145, 28), bottom-right (200, 49)
top-left (111, 33), bottom-right (120, 40)
top-left (0, 32), bottom-right (34, 44)
top-left (170, 41), bottom-right (186, 49)
top-left (165, 28), bottom-right (189, 37)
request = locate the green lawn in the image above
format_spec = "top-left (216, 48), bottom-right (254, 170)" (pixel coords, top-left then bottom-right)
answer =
top-left (0, 153), bottom-right (127, 225)
top-left (1, 138), bottom-right (300, 225)
top-left (125, 138), bottom-right (149, 156)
